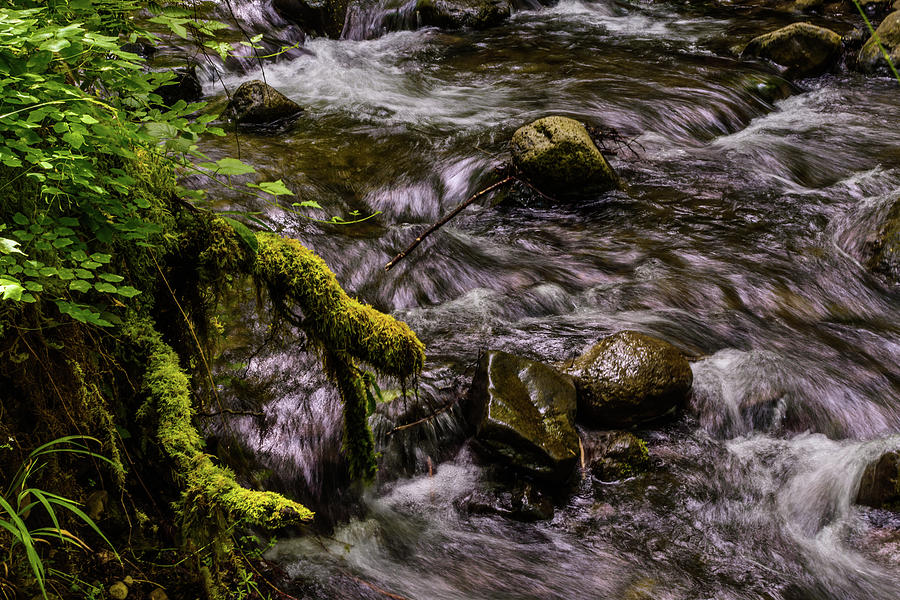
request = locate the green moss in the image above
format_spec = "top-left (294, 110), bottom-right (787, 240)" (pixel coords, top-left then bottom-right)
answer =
top-left (253, 232), bottom-right (425, 379)
top-left (324, 350), bottom-right (377, 481)
top-left (122, 315), bottom-right (314, 530)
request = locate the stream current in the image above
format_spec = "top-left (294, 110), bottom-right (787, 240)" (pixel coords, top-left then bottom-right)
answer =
top-left (192, 0), bottom-right (900, 597)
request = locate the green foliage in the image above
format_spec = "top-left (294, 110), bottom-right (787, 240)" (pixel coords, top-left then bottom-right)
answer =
top-left (0, 436), bottom-right (116, 600)
top-left (0, 0), bottom-right (291, 328)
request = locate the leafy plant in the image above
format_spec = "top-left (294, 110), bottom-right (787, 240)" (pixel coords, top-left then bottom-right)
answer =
top-left (0, 436), bottom-right (116, 600)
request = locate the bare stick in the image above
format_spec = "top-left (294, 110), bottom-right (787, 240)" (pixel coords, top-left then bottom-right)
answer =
top-left (384, 176), bottom-right (514, 271)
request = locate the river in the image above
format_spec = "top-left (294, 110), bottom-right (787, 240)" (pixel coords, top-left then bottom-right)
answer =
top-left (187, 0), bottom-right (900, 596)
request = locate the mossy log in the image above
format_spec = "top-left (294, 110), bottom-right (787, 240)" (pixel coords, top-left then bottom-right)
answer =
top-left (124, 315), bottom-right (315, 528)
top-left (252, 232), bottom-right (425, 379)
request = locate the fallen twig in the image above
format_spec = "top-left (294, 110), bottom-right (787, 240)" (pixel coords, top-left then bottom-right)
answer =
top-left (383, 176), bottom-right (514, 271)
top-left (386, 397), bottom-right (459, 436)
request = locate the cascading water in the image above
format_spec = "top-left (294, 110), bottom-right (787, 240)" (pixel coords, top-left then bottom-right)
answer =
top-left (198, 0), bottom-right (900, 596)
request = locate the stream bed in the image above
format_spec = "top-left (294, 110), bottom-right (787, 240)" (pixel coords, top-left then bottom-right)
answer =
top-left (189, 0), bottom-right (900, 597)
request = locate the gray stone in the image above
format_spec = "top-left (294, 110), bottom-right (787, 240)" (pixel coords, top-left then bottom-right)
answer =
top-left (742, 22), bottom-right (842, 77)
top-left (585, 431), bottom-right (650, 481)
top-left (566, 331), bottom-right (693, 428)
top-left (858, 11), bottom-right (900, 74)
top-left (863, 196), bottom-right (900, 284)
top-left (510, 116), bottom-right (619, 196)
top-left (857, 451), bottom-right (900, 509)
top-left (108, 582), bottom-right (128, 600)
top-left (468, 351), bottom-right (579, 481)
top-left (415, 0), bottom-right (511, 29)
top-left (228, 80), bottom-right (302, 125)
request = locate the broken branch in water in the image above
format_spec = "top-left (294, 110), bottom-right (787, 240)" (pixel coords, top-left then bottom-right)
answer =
top-left (383, 175), bottom-right (515, 271)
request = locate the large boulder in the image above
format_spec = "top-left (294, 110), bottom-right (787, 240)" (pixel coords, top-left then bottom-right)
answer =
top-left (566, 331), bottom-right (693, 428)
top-left (858, 10), bottom-right (900, 74)
top-left (741, 22), bottom-right (842, 77)
top-left (509, 116), bottom-right (619, 197)
top-left (467, 351), bottom-right (579, 481)
top-left (415, 0), bottom-right (511, 29)
top-left (863, 197), bottom-right (900, 283)
top-left (857, 451), bottom-right (900, 509)
top-left (227, 80), bottom-right (302, 126)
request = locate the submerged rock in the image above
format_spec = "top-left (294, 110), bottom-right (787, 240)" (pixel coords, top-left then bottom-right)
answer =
top-left (467, 351), bottom-right (579, 481)
top-left (741, 22), bottom-right (842, 77)
top-left (228, 80), bottom-right (302, 126)
top-left (858, 10), bottom-right (900, 74)
top-left (586, 431), bottom-right (651, 481)
top-left (863, 196), bottom-right (900, 283)
top-left (457, 481), bottom-right (554, 521)
top-left (510, 116), bottom-right (619, 196)
top-left (415, 0), bottom-right (511, 29)
top-left (566, 331), bottom-right (693, 428)
top-left (857, 451), bottom-right (900, 509)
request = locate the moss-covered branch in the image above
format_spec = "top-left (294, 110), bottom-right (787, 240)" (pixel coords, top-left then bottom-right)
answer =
top-left (323, 349), bottom-right (377, 481)
top-left (252, 232), bottom-right (425, 379)
top-left (123, 315), bottom-right (313, 529)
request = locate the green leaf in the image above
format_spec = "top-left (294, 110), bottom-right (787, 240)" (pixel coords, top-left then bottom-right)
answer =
top-left (62, 131), bottom-right (84, 149)
top-left (68, 280), bottom-right (90, 293)
top-left (256, 180), bottom-right (293, 197)
top-left (0, 278), bottom-right (24, 301)
top-left (39, 38), bottom-right (71, 53)
top-left (98, 273), bottom-right (124, 283)
top-left (213, 157), bottom-right (255, 176)
top-left (94, 282), bottom-right (116, 293)
top-left (0, 237), bottom-right (24, 255)
top-left (221, 217), bottom-right (258, 255)
top-left (115, 286), bottom-right (141, 299)
top-left (90, 253), bottom-right (111, 264)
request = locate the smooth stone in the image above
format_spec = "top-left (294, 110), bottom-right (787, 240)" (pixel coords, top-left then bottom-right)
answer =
top-left (742, 22), bottom-right (842, 77)
top-left (227, 80), bottom-right (302, 126)
top-left (468, 351), bottom-right (579, 481)
top-left (510, 116), bottom-right (619, 196)
top-left (857, 451), bottom-right (900, 509)
top-left (858, 11), bottom-right (900, 74)
top-left (566, 331), bottom-right (693, 428)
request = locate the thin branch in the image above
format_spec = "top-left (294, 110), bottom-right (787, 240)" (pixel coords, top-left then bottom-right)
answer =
top-left (386, 397), bottom-right (458, 436)
top-left (384, 176), bottom-right (514, 271)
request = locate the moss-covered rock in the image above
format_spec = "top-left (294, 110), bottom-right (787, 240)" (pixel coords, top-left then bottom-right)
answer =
top-left (857, 451), bottom-right (900, 509)
top-left (587, 431), bottom-right (650, 481)
top-left (858, 10), bottom-right (900, 74)
top-left (863, 196), bottom-right (900, 284)
top-left (510, 116), bottom-right (620, 197)
top-left (227, 80), bottom-right (302, 126)
top-left (415, 0), bottom-right (511, 30)
top-left (741, 22), bottom-right (842, 77)
top-left (468, 351), bottom-right (579, 481)
top-left (566, 331), bottom-right (692, 428)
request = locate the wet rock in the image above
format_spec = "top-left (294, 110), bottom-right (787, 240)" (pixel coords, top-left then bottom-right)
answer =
top-left (858, 10), bottom-right (900, 74)
top-left (509, 116), bottom-right (619, 196)
top-left (154, 67), bottom-right (203, 107)
top-left (467, 351), bottom-right (579, 481)
top-left (739, 73), bottom-right (794, 104)
top-left (857, 451), bottom-right (900, 509)
top-left (148, 589), bottom-right (169, 600)
top-left (457, 482), bottom-right (554, 521)
top-left (227, 80), bottom-right (302, 126)
top-left (863, 196), bottom-right (900, 283)
top-left (415, 0), bottom-right (511, 29)
top-left (108, 582), bottom-right (128, 600)
top-left (275, 0), bottom-right (348, 37)
top-left (585, 431), bottom-right (650, 481)
top-left (566, 331), bottom-right (693, 428)
top-left (86, 489), bottom-right (108, 521)
top-left (741, 22), bottom-right (842, 77)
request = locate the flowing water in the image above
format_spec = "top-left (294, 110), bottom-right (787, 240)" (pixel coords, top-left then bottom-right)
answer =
top-left (189, 0), bottom-right (900, 596)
